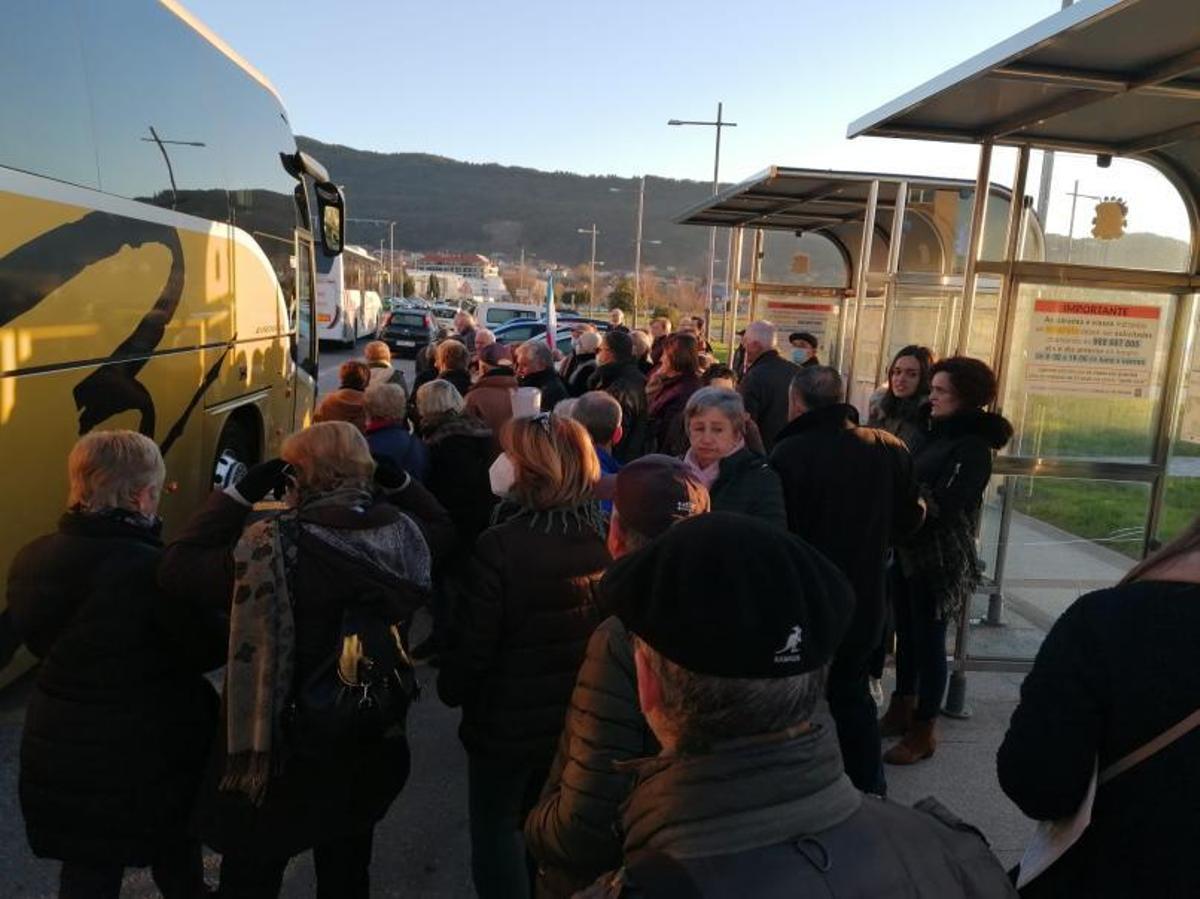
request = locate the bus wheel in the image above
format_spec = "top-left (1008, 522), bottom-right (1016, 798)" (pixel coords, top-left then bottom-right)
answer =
top-left (212, 420), bottom-right (255, 491)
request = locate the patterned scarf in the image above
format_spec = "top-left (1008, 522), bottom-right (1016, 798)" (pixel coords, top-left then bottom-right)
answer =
top-left (221, 486), bottom-right (372, 804)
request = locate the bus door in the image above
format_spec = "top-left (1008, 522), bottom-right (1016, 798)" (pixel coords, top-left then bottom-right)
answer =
top-left (293, 232), bottom-right (319, 430)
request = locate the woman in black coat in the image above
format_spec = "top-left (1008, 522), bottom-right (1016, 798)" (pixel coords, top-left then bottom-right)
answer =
top-left (8, 431), bottom-right (222, 899)
top-left (884, 357), bottom-right (1012, 766)
top-left (160, 421), bottom-right (432, 899)
top-left (998, 522), bottom-right (1200, 897)
top-left (438, 413), bottom-right (610, 899)
top-left (868, 344), bottom-right (934, 453)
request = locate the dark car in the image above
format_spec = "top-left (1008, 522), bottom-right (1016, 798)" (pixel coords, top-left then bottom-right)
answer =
top-left (379, 308), bottom-right (436, 358)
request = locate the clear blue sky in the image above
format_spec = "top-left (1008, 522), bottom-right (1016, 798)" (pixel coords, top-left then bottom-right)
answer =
top-left (184, 0), bottom-right (1066, 184)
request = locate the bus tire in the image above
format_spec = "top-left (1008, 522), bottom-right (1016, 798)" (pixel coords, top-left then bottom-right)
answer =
top-left (212, 419), bottom-right (256, 492)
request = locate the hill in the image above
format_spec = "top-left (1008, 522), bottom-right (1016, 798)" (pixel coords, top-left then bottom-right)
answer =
top-left (296, 137), bottom-right (722, 274)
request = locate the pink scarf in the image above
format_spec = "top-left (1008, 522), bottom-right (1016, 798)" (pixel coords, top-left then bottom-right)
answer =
top-left (685, 440), bottom-right (744, 490)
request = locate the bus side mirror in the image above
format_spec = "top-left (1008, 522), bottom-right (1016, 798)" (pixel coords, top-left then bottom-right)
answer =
top-left (315, 182), bottom-right (344, 257)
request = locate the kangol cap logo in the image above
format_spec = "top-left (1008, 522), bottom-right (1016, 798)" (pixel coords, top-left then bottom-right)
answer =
top-left (774, 624), bottom-right (803, 664)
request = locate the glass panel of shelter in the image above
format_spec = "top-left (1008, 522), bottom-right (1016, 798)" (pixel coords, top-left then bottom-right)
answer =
top-left (955, 145), bottom-right (1190, 667)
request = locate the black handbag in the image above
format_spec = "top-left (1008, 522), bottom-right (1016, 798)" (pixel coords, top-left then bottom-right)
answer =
top-left (284, 604), bottom-right (420, 756)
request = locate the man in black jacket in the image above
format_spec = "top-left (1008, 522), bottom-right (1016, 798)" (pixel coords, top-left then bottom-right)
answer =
top-left (583, 515), bottom-right (1014, 898)
top-left (771, 365), bottom-right (924, 796)
top-left (589, 330), bottom-right (648, 462)
top-left (737, 320), bottom-right (799, 451)
top-left (516, 339), bottom-right (569, 411)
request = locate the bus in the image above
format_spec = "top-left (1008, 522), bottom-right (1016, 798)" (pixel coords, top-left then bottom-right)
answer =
top-left (316, 243), bottom-right (385, 346)
top-left (0, 0), bottom-right (345, 682)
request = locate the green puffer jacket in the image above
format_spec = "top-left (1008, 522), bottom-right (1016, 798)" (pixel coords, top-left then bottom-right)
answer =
top-left (709, 446), bottom-right (788, 528)
top-left (524, 617), bottom-right (658, 898)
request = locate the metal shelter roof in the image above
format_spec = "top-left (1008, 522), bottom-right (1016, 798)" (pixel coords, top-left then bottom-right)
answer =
top-left (846, 0), bottom-right (1200, 238)
top-left (674, 166), bottom-right (1004, 232)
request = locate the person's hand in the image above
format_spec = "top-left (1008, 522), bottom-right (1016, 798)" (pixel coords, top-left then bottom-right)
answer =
top-left (232, 458), bottom-right (290, 504)
top-left (372, 455), bottom-right (411, 492)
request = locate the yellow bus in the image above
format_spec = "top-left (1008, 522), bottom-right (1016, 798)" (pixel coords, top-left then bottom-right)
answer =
top-left (0, 0), bottom-right (345, 681)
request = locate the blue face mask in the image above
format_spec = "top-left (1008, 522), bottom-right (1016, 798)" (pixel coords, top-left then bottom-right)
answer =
top-left (792, 347), bottom-right (811, 364)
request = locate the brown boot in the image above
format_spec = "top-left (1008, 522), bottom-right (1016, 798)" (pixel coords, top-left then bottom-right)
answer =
top-left (878, 693), bottom-right (916, 738)
top-left (883, 718), bottom-right (937, 765)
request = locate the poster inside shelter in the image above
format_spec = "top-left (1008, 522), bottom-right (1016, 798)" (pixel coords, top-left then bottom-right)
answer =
top-left (1025, 299), bottom-right (1160, 398)
top-left (764, 295), bottom-right (841, 347)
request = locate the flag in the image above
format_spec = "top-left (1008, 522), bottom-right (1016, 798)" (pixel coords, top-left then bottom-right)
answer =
top-left (545, 273), bottom-right (557, 351)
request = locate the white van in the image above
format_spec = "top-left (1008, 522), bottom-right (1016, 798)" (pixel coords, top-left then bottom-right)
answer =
top-left (476, 301), bottom-right (542, 330)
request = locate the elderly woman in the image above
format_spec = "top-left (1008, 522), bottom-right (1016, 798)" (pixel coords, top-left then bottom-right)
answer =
top-left (438, 413), bottom-right (610, 899)
top-left (315, 359), bottom-right (371, 431)
top-left (364, 339), bottom-right (410, 394)
top-left (365, 382), bottom-right (428, 483)
top-left (683, 386), bottom-right (786, 527)
top-left (161, 422), bottom-right (432, 898)
top-left (416, 379), bottom-right (497, 552)
top-left (8, 431), bottom-right (221, 899)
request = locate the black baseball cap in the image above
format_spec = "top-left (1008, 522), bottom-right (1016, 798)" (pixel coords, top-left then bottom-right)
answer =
top-left (614, 455), bottom-right (709, 538)
top-left (601, 513), bottom-right (854, 678)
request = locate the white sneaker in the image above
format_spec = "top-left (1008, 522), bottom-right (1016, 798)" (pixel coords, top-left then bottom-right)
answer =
top-left (869, 677), bottom-right (885, 708)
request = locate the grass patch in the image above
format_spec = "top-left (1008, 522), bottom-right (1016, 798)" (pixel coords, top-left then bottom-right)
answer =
top-left (1010, 476), bottom-right (1200, 559)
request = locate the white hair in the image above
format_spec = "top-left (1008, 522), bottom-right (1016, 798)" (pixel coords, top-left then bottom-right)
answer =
top-left (474, 327), bottom-right (496, 348)
top-left (416, 379), bottom-right (465, 418)
top-left (610, 308), bottom-right (625, 323)
top-left (743, 320), bottom-right (777, 349)
top-left (577, 330), bottom-right (601, 353)
top-left (364, 382), bottom-right (408, 421)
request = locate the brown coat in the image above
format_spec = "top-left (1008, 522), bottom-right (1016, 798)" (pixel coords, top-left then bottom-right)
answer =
top-left (465, 369), bottom-right (518, 435)
top-left (314, 387), bottom-right (366, 432)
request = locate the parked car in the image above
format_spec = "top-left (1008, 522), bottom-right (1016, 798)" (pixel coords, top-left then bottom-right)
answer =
top-left (378, 308), bottom-right (437, 357)
top-left (475, 301), bottom-right (542, 330)
top-left (493, 319), bottom-right (610, 356)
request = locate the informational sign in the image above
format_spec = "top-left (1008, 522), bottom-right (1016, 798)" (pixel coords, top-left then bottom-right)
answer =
top-left (764, 299), bottom-right (840, 349)
top-left (1025, 298), bottom-right (1160, 398)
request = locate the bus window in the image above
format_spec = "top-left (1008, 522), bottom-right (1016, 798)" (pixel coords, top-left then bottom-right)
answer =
top-left (0, 1), bottom-right (98, 188)
top-left (78, 2), bottom-right (227, 215)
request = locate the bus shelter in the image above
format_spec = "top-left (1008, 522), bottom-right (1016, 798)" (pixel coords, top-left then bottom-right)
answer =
top-left (843, 0), bottom-right (1200, 707)
top-left (675, 168), bottom-right (1040, 413)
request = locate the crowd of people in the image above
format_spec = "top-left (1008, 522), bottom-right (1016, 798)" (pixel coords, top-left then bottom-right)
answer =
top-left (3, 312), bottom-right (1198, 898)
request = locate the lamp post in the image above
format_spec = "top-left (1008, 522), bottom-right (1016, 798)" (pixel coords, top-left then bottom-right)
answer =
top-left (577, 224), bottom-right (599, 308)
top-left (668, 102), bottom-right (737, 327)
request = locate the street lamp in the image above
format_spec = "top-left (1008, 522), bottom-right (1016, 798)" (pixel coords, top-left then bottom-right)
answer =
top-left (577, 224), bottom-right (599, 309)
top-left (668, 102), bottom-right (737, 327)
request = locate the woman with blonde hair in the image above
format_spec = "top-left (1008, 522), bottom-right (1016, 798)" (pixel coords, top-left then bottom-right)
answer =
top-left (438, 413), bottom-right (610, 899)
top-left (8, 430), bottom-right (221, 898)
top-left (161, 421), bottom-right (432, 898)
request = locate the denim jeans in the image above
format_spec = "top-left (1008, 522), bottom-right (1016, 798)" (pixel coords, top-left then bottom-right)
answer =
top-left (467, 752), bottom-right (550, 899)
top-left (893, 568), bottom-right (949, 721)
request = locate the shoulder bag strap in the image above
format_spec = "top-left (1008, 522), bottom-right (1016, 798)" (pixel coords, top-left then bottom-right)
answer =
top-left (1100, 707), bottom-right (1200, 785)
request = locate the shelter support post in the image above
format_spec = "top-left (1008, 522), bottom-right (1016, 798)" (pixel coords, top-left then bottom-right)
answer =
top-left (750, 229), bottom-right (764, 320)
top-left (726, 228), bottom-right (745, 365)
top-left (954, 141), bottom-right (994, 355)
top-left (984, 145), bottom-right (1032, 626)
top-left (875, 181), bottom-right (908, 385)
top-left (840, 179), bottom-right (880, 389)
top-left (723, 228), bottom-right (737, 357)
top-left (1144, 291), bottom-right (1198, 555)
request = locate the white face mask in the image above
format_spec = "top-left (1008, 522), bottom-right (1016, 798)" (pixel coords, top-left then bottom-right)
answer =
top-left (488, 452), bottom-right (517, 498)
